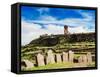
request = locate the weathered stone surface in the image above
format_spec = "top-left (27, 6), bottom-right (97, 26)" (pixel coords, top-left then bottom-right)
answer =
top-left (68, 50), bottom-right (74, 63)
top-left (78, 56), bottom-right (83, 63)
top-left (22, 59), bottom-right (34, 69)
top-left (36, 53), bottom-right (45, 66)
top-left (87, 52), bottom-right (92, 64)
top-left (62, 52), bottom-right (68, 62)
top-left (46, 49), bottom-right (55, 64)
top-left (82, 55), bottom-right (87, 64)
top-left (56, 54), bottom-right (62, 63)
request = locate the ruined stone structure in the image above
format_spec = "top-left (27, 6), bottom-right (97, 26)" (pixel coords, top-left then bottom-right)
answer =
top-left (21, 59), bottom-right (34, 69)
top-left (62, 52), bottom-right (68, 62)
top-left (21, 50), bottom-right (93, 69)
top-left (36, 53), bottom-right (45, 66)
top-left (68, 50), bottom-right (74, 63)
top-left (64, 25), bottom-right (69, 35)
top-left (87, 52), bottom-right (92, 64)
top-left (82, 55), bottom-right (88, 64)
top-left (46, 49), bottom-right (55, 64)
top-left (55, 54), bottom-right (62, 63)
top-left (78, 56), bottom-right (83, 63)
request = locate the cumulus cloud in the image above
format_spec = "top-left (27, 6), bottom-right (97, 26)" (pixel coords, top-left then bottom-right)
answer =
top-left (22, 20), bottom-right (63, 45)
top-left (21, 19), bottom-right (94, 46)
top-left (38, 15), bottom-right (57, 21)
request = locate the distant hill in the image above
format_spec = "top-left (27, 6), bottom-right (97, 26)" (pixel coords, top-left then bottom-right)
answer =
top-left (28, 32), bottom-right (95, 46)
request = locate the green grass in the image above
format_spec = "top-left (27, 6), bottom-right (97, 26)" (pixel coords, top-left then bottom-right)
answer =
top-left (56, 42), bottom-right (95, 49)
top-left (21, 41), bottom-right (95, 71)
top-left (21, 42), bottom-right (95, 53)
top-left (22, 62), bottom-right (74, 71)
top-left (87, 62), bottom-right (95, 67)
top-left (21, 62), bottom-right (95, 71)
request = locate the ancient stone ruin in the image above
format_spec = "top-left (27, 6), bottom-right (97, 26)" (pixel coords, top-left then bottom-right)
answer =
top-left (64, 25), bottom-right (69, 35)
top-left (87, 52), bottom-right (92, 64)
top-left (78, 56), bottom-right (83, 63)
top-left (82, 55), bottom-right (88, 64)
top-left (68, 50), bottom-right (74, 63)
top-left (21, 50), bottom-right (93, 69)
top-left (46, 49), bottom-right (55, 64)
top-left (62, 52), bottom-right (68, 62)
top-left (55, 54), bottom-right (62, 63)
top-left (21, 59), bottom-right (34, 69)
top-left (36, 53), bottom-right (45, 66)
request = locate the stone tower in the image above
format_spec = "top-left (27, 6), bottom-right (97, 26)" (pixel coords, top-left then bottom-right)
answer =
top-left (64, 25), bottom-right (68, 35)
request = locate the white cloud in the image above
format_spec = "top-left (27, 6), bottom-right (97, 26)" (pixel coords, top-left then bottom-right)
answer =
top-left (37, 7), bottom-right (49, 15)
top-left (69, 26), bottom-right (92, 33)
top-left (21, 20), bottom-right (64, 45)
top-left (28, 13), bottom-right (94, 28)
top-left (38, 15), bottom-right (57, 21)
top-left (21, 19), bottom-right (94, 46)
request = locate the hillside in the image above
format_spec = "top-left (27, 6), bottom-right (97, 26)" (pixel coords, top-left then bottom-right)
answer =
top-left (21, 32), bottom-right (95, 69)
top-left (28, 32), bottom-right (95, 46)
top-left (21, 32), bottom-right (95, 53)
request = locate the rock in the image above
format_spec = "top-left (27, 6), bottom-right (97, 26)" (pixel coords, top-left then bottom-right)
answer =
top-left (36, 53), bottom-right (45, 66)
top-left (87, 52), bottom-right (92, 64)
top-left (62, 52), bottom-right (68, 62)
top-left (68, 50), bottom-right (74, 63)
top-left (21, 59), bottom-right (34, 69)
top-left (82, 55), bottom-right (87, 64)
top-left (78, 56), bottom-right (83, 63)
top-left (46, 49), bottom-right (55, 64)
top-left (56, 54), bottom-right (62, 63)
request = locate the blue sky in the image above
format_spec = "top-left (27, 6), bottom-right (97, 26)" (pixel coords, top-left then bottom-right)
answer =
top-left (21, 6), bottom-right (95, 45)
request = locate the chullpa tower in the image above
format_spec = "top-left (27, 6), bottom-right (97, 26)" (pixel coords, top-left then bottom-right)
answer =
top-left (64, 25), bottom-right (69, 35)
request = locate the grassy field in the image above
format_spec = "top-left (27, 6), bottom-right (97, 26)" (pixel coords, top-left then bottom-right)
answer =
top-left (22, 62), bottom-right (95, 71)
top-left (21, 42), bottom-right (95, 53)
top-left (21, 41), bottom-right (95, 71)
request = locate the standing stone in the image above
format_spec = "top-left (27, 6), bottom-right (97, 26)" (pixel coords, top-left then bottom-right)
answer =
top-left (82, 55), bottom-right (87, 64)
top-left (62, 52), bottom-right (68, 62)
top-left (56, 54), bottom-right (62, 63)
top-left (36, 53), bottom-right (45, 66)
top-left (68, 50), bottom-right (74, 63)
top-left (46, 49), bottom-right (55, 64)
top-left (22, 59), bottom-right (34, 69)
top-left (78, 56), bottom-right (83, 63)
top-left (87, 52), bottom-right (92, 64)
